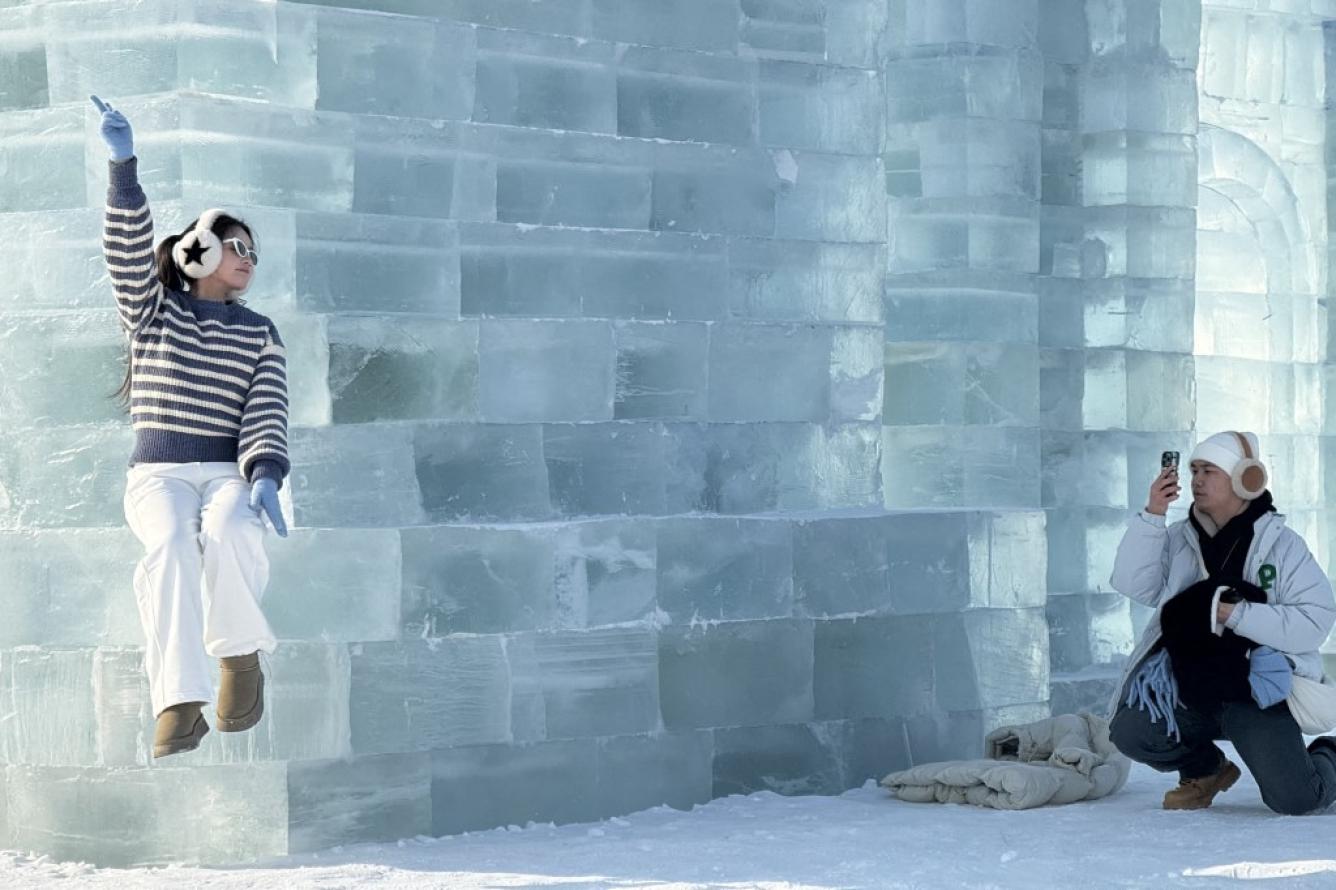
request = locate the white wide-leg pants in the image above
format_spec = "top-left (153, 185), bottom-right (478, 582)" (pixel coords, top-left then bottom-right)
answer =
top-left (122, 461), bottom-right (278, 717)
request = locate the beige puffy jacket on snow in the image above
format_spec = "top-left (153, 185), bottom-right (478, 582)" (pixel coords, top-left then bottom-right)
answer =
top-left (880, 713), bottom-right (1130, 810)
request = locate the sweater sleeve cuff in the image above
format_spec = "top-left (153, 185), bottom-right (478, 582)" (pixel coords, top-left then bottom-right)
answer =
top-left (1136, 511), bottom-right (1167, 528)
top-left (108, 157), bottom-right (140, 191)
top-left (1226, 601), bottom-right (1247, 630)
top-left (249, 459), bottom-right (285, 490)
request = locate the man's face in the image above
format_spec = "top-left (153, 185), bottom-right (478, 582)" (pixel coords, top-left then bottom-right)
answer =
top-left (1190, 460), bottom-right (1240, 514)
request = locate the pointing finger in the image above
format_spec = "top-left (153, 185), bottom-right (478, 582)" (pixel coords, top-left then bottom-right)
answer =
top-left (90, 95), bottom-right (108, 113)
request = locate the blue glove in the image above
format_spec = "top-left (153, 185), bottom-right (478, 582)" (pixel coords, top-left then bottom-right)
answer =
top-left (248, 477), bottom-right (288, 537)
top-left (90, 95), bottom-right (134, 161)
top-left (1248, 646), bottom-right (1292, 708)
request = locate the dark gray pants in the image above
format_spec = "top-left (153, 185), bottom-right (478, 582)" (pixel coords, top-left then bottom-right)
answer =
top-left (1110, 699), bottom-right (1336, 815)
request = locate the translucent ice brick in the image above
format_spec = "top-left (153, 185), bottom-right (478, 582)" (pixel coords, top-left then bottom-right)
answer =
top-left (461, 223), bottom-right (727, 320)
top-left (399, 524), bottom-right (560, 636)
top-left (509, 627), bottom-right (660, 738)
top-left (0, 647), bottom-right (97, 766)
top-left (288, 424), bottom-right (426, 529)
top-left (411, 422), bottom-right (551, 522)
top-left (44, 0), bottom-right (318, 108)
top-left (740, 0), bottom-right (825, 62)
top-left (352, 117), bottom-right (492, 219)
top-left (265, 529), bottom-right (402, 642)
top-left (883, 270), bottom-right (1037, 343)
top-left (658, 619), bottom-right (814, 729)
top-left (316, 9), bottom-right (474, 119)
top-left (0, 529), bottom-right (141, 646)
top-left (1046, 593), bottom-right (1133, 673)
top-left (0, 209), bottom-right (105, 311)
top-left (478, 320), bottom-right (615, 422)
top-left (727, 239), bottom-right (883, 323)
top-left (651, 158), bottom-right (777, 236)
top-left (0, 312), bottom-right (130, 427)
top-left (712, 723), bottom-right (842, 797)
top-left (613, 322), bottom-right (710, 419)
top-left (967, 511), bottom-right (1048, 609)
top-left (592, 730), bottom-right (713, 814)
top-left (295, 212), bottom-right (460, 314)
top-left (288, 751), bottom-right (432, 853)
top-left (882, 425), bottom-right (1041, 509)
top-left (830, 326), bottom-right (884, 422)
top-left (590, 0), bottom-right (740, 52)
top-left (655, 517), bottom-right (794, 622)
top-left (905, 0), bottom-right (1039, 51)
top-left (0, 6), bottom-right (46, 111)
top-left (774, 152), bottom-right (885, 242)
top-left (813, 615), bottom-right (936, 720)
top-left (430, 738), bottom-right (600, 835)
top-left (883, 341), bottom-right (1039, 427)
top-left (5, 762), bottom-right (287, 866)
top-left (933, 609), bottom-right (1049, 710)
top-left (0, 105), bottom-right (85, 212)
top-left (617, 46), bottom-right (755, 144)
top-left (758, 61), bottom-right (881, 155)
top-left (348, 638), bottom-right (511, 755)
top-left (0, 425), bottom-right (135, 529)
top-left (326, 316), bottom-right (479, 423)
top-left (552, 519), bottom-right (658, 628)
top-left (475, 26), bottom-right (614, 131)
top-left (543, 422), bottom-right (672, 516)
top-left (707, 324), bottom-right (831, 422)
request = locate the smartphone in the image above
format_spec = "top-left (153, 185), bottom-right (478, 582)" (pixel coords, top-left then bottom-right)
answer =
top-left (1161, 450), bottom-right (1180, 476)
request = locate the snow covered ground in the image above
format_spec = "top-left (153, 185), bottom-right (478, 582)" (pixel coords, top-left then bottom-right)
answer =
top-left (4, 745), bottom-right (1335, 889)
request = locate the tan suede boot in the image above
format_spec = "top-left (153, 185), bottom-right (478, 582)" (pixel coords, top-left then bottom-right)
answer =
top-left (153, 702), bottom-right (208, 759)
top-left (1163, 759), bottom-right (1241, 810)
top-left (216, 652), bottom-right (265, 732)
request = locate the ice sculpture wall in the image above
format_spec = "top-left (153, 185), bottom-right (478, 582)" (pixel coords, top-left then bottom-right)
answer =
top-left (0, 0), bottom-right (1333, 866)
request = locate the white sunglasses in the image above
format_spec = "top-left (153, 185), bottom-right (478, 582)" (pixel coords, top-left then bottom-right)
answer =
top-left (223, 237), bottom-right (259, 266)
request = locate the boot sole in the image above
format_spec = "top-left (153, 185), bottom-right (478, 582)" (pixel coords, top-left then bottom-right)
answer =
top-left (216, 670), bottom-right (264, 733)
top-left (152, 715), bottom-right (209, 759)
top-left (1163, 761), bottom-right (1241, 810)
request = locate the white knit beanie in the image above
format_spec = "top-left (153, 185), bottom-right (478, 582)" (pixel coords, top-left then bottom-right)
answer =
top-left (1190, 431), bottom-right (1267, 499)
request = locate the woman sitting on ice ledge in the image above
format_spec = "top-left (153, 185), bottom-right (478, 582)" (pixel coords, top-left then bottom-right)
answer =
top-left (94, 94), bottom-right (289, 761)
top-left (1108, 431), bottom-right (1336, 814)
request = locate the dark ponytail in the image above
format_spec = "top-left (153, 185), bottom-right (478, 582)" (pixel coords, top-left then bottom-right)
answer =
top-left (109, 214), bottom-right (254, 411)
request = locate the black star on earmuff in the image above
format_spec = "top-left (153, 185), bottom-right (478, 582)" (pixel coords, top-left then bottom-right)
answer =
top-left (172, 209), bottom-right (226, 279)
top-left (181, 240), bottom-right (212, 267)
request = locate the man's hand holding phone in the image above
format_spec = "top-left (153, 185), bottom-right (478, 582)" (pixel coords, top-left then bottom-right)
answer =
top-left (1146, 453), bottom-right (1181, 516)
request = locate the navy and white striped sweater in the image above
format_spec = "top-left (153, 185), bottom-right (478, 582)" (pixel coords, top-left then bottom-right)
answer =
top-left (104, 158), bottom-right (289, 489)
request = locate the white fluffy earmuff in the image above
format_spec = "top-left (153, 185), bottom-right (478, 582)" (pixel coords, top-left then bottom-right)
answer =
top-left (171, 209), bottom-right (226, 279)
top-left (1230, 431), bottom-right (1268, 500)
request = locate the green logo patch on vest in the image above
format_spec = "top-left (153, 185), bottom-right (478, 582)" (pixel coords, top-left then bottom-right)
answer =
top-left (1258, 563), bottom-right (1277, 592)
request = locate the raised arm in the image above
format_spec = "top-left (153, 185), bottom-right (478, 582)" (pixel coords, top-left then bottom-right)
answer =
top-left (1108, 468), bottom-right (1180, 607)
top-left (94, 96), bottom-right (164, 334)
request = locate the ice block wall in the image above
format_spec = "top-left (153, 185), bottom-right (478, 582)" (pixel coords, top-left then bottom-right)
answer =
top-left (0, 0), bottom-right (1054, 866)
top-left (3, 0), bottom-right (1334, 867)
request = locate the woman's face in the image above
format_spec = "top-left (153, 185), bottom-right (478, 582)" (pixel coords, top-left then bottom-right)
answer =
top-left (203, 224), bottom-right (256, 295)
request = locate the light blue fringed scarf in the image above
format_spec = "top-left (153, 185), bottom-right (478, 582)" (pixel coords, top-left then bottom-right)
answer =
top-left (1125, 649), bottom-right (1182, 741)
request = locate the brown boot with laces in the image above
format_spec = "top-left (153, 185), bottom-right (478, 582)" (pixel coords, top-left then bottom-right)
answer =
top-left (1163, 759), bottom-right (1241, 810)
top-left (216, 652), bottom-right (265, 732)
top-left (153, 701), bottom-right (208, 759)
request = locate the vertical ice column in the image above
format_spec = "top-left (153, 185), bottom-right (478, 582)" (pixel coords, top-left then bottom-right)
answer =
top-left (878, 0), bottom-right (1051, 739)
top-left (1043, 0), bottom-right (1201, 714)
top-left (881, 1), bottom-right (1044, 510)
